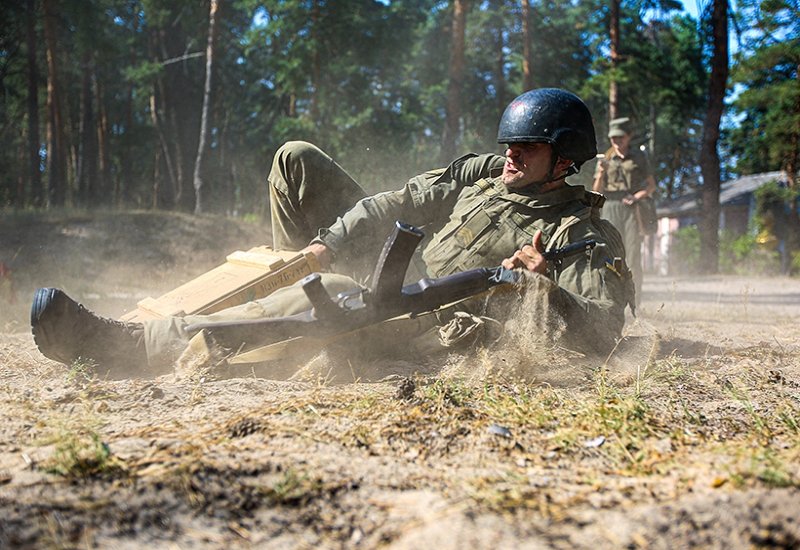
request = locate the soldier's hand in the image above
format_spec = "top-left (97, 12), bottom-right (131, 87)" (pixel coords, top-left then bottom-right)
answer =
top-left (501, 230), bottom-right (547, 274)
top-left (302, 243), bottom-right (332, 270)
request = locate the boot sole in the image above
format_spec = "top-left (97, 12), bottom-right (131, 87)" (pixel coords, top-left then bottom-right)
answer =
top-left (31, 287), bottom-right (75, 365)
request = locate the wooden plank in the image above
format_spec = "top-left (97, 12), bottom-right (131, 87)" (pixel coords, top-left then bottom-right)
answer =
top-left (121, 247), bottom-right (319, 322)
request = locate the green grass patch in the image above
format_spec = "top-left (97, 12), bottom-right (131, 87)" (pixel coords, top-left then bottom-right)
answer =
top-left (39, 413), bottom-right (123, 478)
top-left (728, 445), bottom-right (799, 489)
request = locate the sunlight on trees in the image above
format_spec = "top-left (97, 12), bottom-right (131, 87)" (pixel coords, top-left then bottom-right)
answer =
top-left (0, 0), bottom-right (795, 241)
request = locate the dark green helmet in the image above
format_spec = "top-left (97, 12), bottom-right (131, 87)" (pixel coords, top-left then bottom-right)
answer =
top-left (497, 88), bottom-right (597, 168)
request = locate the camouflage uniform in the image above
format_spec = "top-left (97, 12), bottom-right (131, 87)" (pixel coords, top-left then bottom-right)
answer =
top-left (144, 141), bottom-right (632, 367)
top-left (594, 146), bottom-right (652, 300)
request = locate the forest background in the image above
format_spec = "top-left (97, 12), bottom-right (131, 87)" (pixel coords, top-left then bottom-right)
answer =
top-left (0, 0), bottom-right (798, 272)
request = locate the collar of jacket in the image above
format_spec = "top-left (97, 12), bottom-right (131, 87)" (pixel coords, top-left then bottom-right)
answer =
top-left (501, 181), bottom-right (589, 206)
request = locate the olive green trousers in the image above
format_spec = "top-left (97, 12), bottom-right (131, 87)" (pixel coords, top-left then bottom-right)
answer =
top-left (143, 273), bottom-right (366, 368)
top-left (144, 142), bottom-right (371, 368)
top-left (269, 141), bottom-right (367, 251)
top-left (603, 199), bottom-right (642, 304)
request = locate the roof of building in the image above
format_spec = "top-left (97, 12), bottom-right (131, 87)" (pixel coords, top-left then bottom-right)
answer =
top-left (657, 171), bottom-right (788, 218)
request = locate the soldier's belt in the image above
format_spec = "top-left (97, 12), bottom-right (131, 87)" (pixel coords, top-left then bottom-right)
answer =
top-left (603, 190), bottom-right (632, 200)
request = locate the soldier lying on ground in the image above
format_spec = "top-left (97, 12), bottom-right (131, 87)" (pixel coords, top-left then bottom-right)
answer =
top-left (31, 88), bottom-right (634, 379)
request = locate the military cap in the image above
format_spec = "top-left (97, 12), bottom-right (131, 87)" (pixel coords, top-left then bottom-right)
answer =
top-left (608, 117), bottom-right (631, 138)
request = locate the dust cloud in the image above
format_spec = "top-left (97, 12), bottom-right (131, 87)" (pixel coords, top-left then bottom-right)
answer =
top-left (269, 270), bottom-right (659, 390)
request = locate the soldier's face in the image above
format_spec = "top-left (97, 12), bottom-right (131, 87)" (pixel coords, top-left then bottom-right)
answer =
top-left (610, 133), bottom-right (631, 155)
top-left (502, 142), bottom-right (556, 189)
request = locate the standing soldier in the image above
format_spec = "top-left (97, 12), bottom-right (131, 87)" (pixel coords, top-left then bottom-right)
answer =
top-left (592, 117), bottom-right (657, 304)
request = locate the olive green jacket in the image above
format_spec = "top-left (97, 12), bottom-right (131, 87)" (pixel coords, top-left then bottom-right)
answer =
top-left (314, 153), bottom-right (633, 349)
top-left (595, 147), bottom-right (652, 196)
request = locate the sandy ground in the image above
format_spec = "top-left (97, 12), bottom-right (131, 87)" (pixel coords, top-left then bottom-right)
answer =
top-left (1, 212), bottom-right (799, 548)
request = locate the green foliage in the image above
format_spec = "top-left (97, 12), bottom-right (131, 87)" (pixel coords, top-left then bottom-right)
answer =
top-left (45, 431), bottom-right (113, 478)
top-left (123, 60), bottom-right (165, 83)
top-left (671, 178), bottom-right (797, 275)
top-left (581, 5), bottom-right (707, 198)
top-left (40, 413), bottom-right (121, 478)
top-left (673, 225), bottom-right (782, 275)
top-left (753, 178), bottom-right (797, 219)
top-left (669, 225), bottom-right (701, 273)
top-left (263, 468), bottom-right (324, 506)
top-left (0, 0), bottom-right (793, 214)
top-left (751, 179), bottom-right (799, 274)
top-left (718, 229), bottom-right (757, 274)
top-left (66, 358), bottom-right (98, 386)
top-left (422, 377), bottom-right (476, 410)
top-left (727, 0), bottom-right (800, 179)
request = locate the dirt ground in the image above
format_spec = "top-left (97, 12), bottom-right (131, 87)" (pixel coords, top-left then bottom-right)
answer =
top-left (1, 211), bottom-right (799, 549)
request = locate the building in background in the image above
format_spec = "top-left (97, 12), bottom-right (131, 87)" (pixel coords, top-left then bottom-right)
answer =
top-left (646, 171), bottom-right (791, 275)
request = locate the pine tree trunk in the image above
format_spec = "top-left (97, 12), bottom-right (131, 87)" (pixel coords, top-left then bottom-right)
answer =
top-left (160, 42), bottom-right (185, 209)
top-left (521, 0), bottom-right (533, 90)
top-left (785, 64), bottom-right (799, 188)
top-left (150, 91), bottom-right (178, 208)
top-left (493, 0), bottom-right (506, 118)
top-left (441, 0), bottom-right (468, 164)
top-left (154, 23), bottom-right (189, 210)
top-left (95, 77), bottom-right (111, 205)
top-left (26, 0), bottom-right (42, 207)
top-left (119, 7), bottom-right (138, 207)
top-left (648, 103), bottom-right (656, 154)
top-left (147, 27), bottom-right (178, 208)
top-left (153, 147), bottom-right (162, 209)
top-left (193, 0), bottom-right (219, 215)
top-left (782, 64), bottom-right (800, 270)
top-left (609, 0), bottom-right (620, 121)
top-left (219, 109), bottom-right (234, 215)
top-left (16, 140), bottom-right (26, 205)
top-left (77, 51), bottom-right (98, 207)
top-left (310, 0), bottom-right (320, 124)
top-left (698, 0), bottom-right (728, 274)
top-left (42, 0), bottom-right (67, 207)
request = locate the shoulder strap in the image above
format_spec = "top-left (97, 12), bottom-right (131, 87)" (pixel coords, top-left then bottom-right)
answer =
top-left (473, 177), bottom-right (501, 197)
top-left (546, 205), bottom-right (592, 252)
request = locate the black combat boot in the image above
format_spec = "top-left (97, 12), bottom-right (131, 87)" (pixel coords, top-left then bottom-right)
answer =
top-left (31, 288), bottom-right (149, 379)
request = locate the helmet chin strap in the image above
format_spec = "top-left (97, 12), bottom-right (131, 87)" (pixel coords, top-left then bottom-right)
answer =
top-left (524, 151), bottom-right (576, 191)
